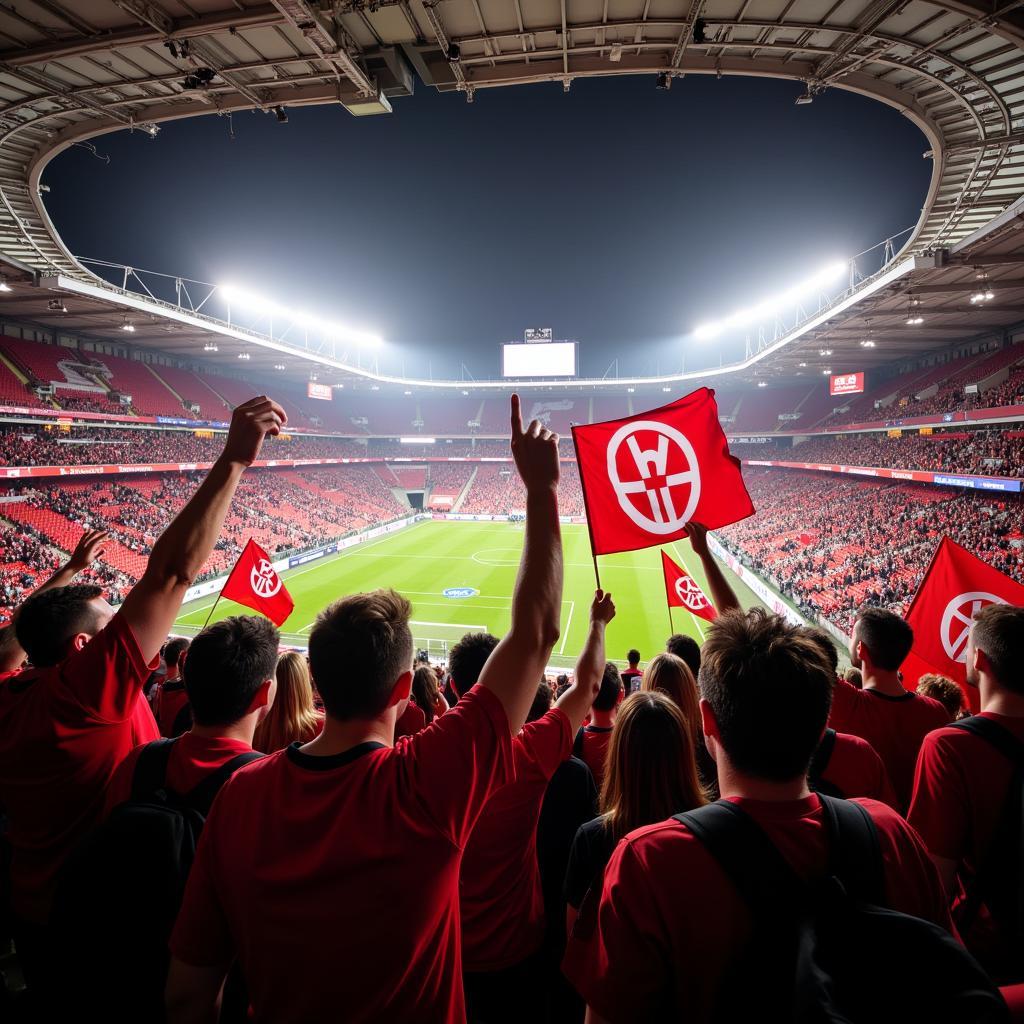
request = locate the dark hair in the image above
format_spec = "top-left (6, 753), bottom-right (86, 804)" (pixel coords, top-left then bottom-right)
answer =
top-left (16, 584), bottom-right (104, 667)
top-left (627, 648), bottom-right (641, 666)
top-left (699, 608), bottom-right (834, 782)
top-left (448, 631), bottom-right (499, 697)
top-left (854, 607), bottom-right (913, 671)
top-left (594, 661), bottom-right (623, 712)
top-left (972, 604), bottom-right (1024, 694)
top-left (798, 625), bottom-right (839, 674)
top-left (164, 636), bottom-right (191, 671)
top-left (666, 633), bottom-right (701, 677)
top-left (309, 589), bottom-right (413, 719)
top-left (526, 681), bottom-right (553, 723)
top-left (183, 616), bottom-right (279, 726)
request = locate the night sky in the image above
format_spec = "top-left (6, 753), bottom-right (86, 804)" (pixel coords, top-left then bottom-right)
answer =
top-left (43, 74), bottom-right (931, 379)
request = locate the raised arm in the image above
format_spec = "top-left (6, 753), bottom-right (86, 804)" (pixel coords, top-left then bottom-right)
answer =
top-left (119, 396), bottom-right (286, 662)
top-left (0, 528), bottom-right (109, 673)
top-left (556, 590), bottom-right (616, 734)
top-left (477, 394), bottom-right (563, 733)
top-left (686, 522), bottom-right (740, 614)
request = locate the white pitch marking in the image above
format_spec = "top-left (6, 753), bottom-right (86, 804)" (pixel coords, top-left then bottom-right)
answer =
top-left (411, 619), bottom-right (487, 631)
top-left (558, 600), bottom-right (576, 655)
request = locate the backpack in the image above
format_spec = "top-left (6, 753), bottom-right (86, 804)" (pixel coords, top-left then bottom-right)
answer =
top-left (674, 796), bottom-right (1007, 1024)
top-left (949, 715), bottom-right (1024, 977)
top-left (50, 738), bottom-right (263, 1021)
top-left (807, 728), bottom-right (845, 799)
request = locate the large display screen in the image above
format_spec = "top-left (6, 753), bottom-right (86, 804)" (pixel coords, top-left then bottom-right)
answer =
top-left (829, 372), bottom-right (865, 397)
top-left (307, 382), bottom-right (333, 401)
top-left (502, 342), bottom-right (576, 378)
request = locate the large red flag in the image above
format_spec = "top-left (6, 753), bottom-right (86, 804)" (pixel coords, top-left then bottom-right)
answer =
top-left (572, 388), bottom-right (754, 556)
top-left (661, 550), bottom-right (717, 622)
top-left (903, 536), bottom-right (1024, 707)
top-left (219, 538), bottom-right (294, 626)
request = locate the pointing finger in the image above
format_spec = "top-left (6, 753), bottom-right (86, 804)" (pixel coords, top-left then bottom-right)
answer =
top-left (510, 394), bottom-right (523, 436)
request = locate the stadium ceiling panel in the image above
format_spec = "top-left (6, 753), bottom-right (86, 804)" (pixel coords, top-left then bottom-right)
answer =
top-left (0, 0), bottom-right (1017, 389)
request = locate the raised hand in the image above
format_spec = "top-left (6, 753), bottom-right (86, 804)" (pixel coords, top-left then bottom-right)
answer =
top-left (686, 521), bottom-right (710, 558)
top-left (590, 588), bottom-right (616, 626)
top-left (509, 393), bottom-right (559, 493)
top-left (221, 396), bottom-right (288, 467)
top-left (67, 529), bottom-right (108, 572)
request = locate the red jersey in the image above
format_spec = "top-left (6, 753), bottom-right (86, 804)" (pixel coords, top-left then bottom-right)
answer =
top-left (621, 668), bottom-right (642, 694)
top-left (909, 711), bottom-right (1024, 968)
top-left (828, 679), bottom-right (948, 809)
top-left (576, 725), bottom-right (613, 790)
top-left (104, 732), bottom-right (257, 815)
top-left (170, 684), bottom-right (512, 1024)
top-left (821, 731), bottom-right (898, 808)
top-left (564, 795), bottom-right (952, 1024)
top-left (0, 613), bottom-right (159, 923)
top-left (395, 699), bottom-right (425, 738)
top-left (460, 707), bottom-right (571, 971)
top-left (156, 679), bottom-right (190, 737)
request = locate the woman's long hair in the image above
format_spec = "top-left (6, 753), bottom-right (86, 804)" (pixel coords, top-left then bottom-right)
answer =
top-left (254, 651), bottom-right (322, 753)
top-left (641, 652), bottom-right (701, 740)
top-left (600, 690), bottom-right (707, 842)
top-left (412, 664), bottom-right (443, 724)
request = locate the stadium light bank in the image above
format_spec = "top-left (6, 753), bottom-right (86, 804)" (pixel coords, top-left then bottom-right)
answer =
top-left (693, 261), bottom-right (848, 341)
top-left (218, 283), bottom-right (383, 349)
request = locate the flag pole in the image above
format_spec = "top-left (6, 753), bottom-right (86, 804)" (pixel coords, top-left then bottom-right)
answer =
top-left (572, 424), bottom-right (603, 592)
top-left (667, 599), bottom-right (674, 638)
top-left (592, 553), bottom-right (602, 590)
top-left (201, 591), bottom-right (223, 631)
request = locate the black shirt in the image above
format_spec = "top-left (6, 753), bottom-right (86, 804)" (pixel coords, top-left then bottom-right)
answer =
top-left (564, 815), bottom-right (618, 910)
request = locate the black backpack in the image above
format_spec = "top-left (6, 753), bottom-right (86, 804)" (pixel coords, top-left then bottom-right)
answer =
top-left (949, 715), bottom-right (1024, 979)
top-left (807, 728), bottom-right (845, 799)
top-left (50, 738), bottom-right (262, 1021)
top-left (674, 796), bottom-right (1007, 1024)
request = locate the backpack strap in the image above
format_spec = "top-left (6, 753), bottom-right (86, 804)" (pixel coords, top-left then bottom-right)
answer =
top-left (129, 738), bottom-right (178, 800)
top-left (184, 751), bottom-right (265, 817)
top-left (807, 729), bottom-right (838, 794)
top-left (817, 794), bottom-right (885, 904)
top-left (950, 716), bottom-right (1024, 765)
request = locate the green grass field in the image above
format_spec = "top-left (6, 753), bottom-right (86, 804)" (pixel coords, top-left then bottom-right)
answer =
top-left (174, 520), bottom-right (770, 671)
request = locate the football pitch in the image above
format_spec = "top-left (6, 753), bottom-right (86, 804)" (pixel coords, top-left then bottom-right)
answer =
top-left (174, 520), bottom-right (770, 671)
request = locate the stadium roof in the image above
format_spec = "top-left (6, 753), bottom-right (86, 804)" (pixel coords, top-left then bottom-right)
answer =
top-left (0, 0), bottom-right (1021, 390)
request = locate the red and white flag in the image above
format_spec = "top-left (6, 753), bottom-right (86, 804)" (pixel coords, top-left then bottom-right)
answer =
top-left (661, 550), bottom-right (717, 622)
top-left (219, 538), bottom-right (294, 626)
top-left (572, 388), bottom-right (754, 557)
top-left (902, 536), bottom-right (1024, 705)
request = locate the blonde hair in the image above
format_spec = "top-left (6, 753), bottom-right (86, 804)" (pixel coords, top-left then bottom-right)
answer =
top-left (600, 691), bottom-right (706, 842)
top-left (641, 652), bottom-right (701, 744)
top-left (254, 651), bottom-right (322, 753)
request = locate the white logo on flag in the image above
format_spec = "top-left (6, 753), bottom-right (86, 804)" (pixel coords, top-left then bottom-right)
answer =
top-left (607, 421), bottom-right (701, 534)
top-left (674, 574), bottom-right (711, 612)
top-left (940, 591), bottom-right (1005, 663)
top-left (251, 558), bottom-right (282, 598)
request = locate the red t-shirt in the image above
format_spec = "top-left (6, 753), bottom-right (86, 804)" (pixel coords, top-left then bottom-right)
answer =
top-left (104, 732), bottom-right (257, 815)
top-left (564, 794), bottom-right (952, 1024)
top-left (156, 680), bottom-right (190, 737)
top-left (908, 711), bottom-right (1024, 966)
top-left (460, 707), bottom-right (571, 972)
top-left (170, 684), bottom-right (512, 1024)
top-left (621, 668), bottom-right (642, 694)
top-left (395, 700), bottom-right (425, 738)
top-left (828, 679), bottom-right (949, 809)
top-left (0, 612), bottom-right (159, 923)
top-left (821, 731), bottom-right (898, 808)
top-left (577, 725), bottom-right (613, 790)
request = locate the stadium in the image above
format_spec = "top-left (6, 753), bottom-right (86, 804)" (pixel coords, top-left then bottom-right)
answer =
top-left (0, 0), bottom-right (1023, 1019)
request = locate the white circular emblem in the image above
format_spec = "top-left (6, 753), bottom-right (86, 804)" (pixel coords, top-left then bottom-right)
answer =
top-left (606, 420), bottom-right (701, 535)
top-left (939, 591), bottom-right (1005, 663)
top-left (250, 558), bottom-right (282, 598)
top-left (674, 574), bottom-right (711, 613)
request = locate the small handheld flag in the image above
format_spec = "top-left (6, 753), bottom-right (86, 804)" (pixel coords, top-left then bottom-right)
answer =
top-left (217, 538), bottom-right (294, 626)
top-left (661, 550), bottom-right (717, 623)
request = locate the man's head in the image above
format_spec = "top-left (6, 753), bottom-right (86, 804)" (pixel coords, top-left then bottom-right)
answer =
top-left (798, 625), bottom-right (839, 676)
top-left (699, 608), bottom-right (834, 782)
top-left (666, 633), bottom-right (701, 677)
top-left (183, 616), bottom-right (279, 727)
top-left (448, 631), bottom-right (499, 698)
top-left (967, 604), bottom-right (1024, 694)
top-left (850, 607), bottom-right (913, 674)
top-left (626, 648), bottom-right (641, 668)
top-left (593, 661), bottom-right (623, 713)
top-left (16, 584), bottom-right (112, 668)
top-left (309, 589), bottom-right (414, 720)
top-left (163, 636), bottom-right (191, 678)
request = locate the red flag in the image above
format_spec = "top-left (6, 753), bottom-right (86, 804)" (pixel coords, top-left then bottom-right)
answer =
top-left (903, 536), bottom-right (1024, 707)
top-left (661, 550), bottom-right (717, 622)
top-left (219, 538), bottom-right (294, 626)
top-left (572, 388), bottom-right (754, 556)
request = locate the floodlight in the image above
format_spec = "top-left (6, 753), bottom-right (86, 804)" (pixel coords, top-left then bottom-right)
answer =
top-left (798, 362), bottom-right (807, 367)
top-left (656, 72), bottom-right (671, 90)
top-left (0, 280), bottom-right (11, 292)
top-left (860, 339), bottom-right (875, 347)
top-left (795, 91), bottom-right (814, 105)
top-left (238, 352), bottom-right (250, 360)
top-left (609, 43), bottom-right (623, 62)
top-left (274, 106), bottom-right (288, 123)
top-left (446, 43), bottom-right (461, 62)
top-left (273, 363), bottom-right (286, 370)
top-left (204, 342), bottom-right (218, 352)
top-left (757, 380), bottom-right (767, 387)
top-left (121, 322), bottom-right (135, 333)
top-left (906, 315), bottom-right (923, 325)
top-left (47, 298), bottom-right (66, 313)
